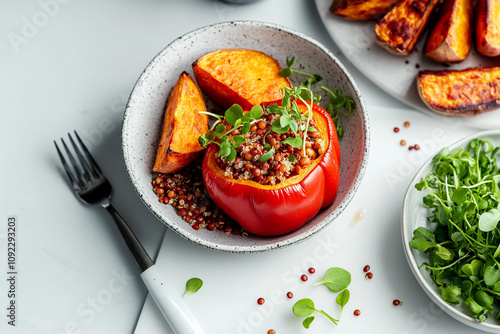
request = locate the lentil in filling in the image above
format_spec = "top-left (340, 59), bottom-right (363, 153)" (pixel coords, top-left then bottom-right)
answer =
top-left (215, 111), bottom-right (325, 185)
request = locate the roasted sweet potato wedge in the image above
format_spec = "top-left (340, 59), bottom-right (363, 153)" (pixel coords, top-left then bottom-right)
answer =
top-left (153, 72), bottom-right (208, 173)
top-left (330, 0), bottom-right (400, 20)
top-left (417, 67), bottom-right (500, 115)
top-left (476, 0), bottom-right (500, 57)
top-left (374, 0), bottom-right (440, 55)
top-left (192, 49), bottom-right (291, 110)
top-left (424, 0), bottom-right (473, 63)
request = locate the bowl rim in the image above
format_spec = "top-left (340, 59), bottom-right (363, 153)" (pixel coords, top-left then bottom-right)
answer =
top-left (121, 20), bottom-right (370, 253)
top-left (401, 129), bottom-right (500, 332)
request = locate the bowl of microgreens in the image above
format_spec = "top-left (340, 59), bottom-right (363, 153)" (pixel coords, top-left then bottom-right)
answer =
top-left (403, 130), bottom-right (500, 332)
top-left (122, 20), bottom-right (369, 252)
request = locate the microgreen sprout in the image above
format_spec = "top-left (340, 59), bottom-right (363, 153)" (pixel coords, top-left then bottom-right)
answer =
top-left (184, 277), bottom-right (203, 297)
top-left (292, 267), bottom-right (351, 329)
top-left (279, 56), bottom-right (323, 90)
top-left (198, 85), bottom-right (317, 160)
top-left (410, 138), bottom-right (500, 322)
top-left (279, 56), bottom-right (355, 138)
top-left (322, 86), bottom-right (354, 138)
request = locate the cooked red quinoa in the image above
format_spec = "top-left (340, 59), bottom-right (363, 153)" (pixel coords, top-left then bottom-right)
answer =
top-left (215, 111), bottom-right (325, 185)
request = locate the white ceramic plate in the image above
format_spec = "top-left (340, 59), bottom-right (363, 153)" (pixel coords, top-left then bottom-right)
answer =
top-left (315, 0), bottom-right (500, 129)
top-left (121, 21), bottom-right (370, 253)
top-left (402, 130), bottom-right (500, 333)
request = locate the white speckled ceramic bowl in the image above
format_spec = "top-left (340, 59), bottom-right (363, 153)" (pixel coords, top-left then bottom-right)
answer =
top-left (402, 130), bottom-right (500, 333)
top-left (122, 21), bottom-right (369, 252)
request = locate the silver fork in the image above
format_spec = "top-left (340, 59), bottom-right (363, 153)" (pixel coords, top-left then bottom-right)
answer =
top-left (54, 131), bottom-right (204, 334)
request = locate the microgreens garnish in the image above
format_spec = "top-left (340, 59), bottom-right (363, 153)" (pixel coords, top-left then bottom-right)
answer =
top-left (279, 57), bottom-right (355, 138)
top-left (198, 86), bottom-right (316, 161)
top-left (410, 138), bottom-right (500, 322)
top-left (292, 267), bottom-right (351, 329)
top-left (279, 56), bottom-right (323, 90)
top-left (184, 277), bottom-right (203, 297)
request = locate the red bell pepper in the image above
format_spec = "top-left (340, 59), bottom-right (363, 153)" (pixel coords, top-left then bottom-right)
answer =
top-left (202, 100), bottom-right (340, 236)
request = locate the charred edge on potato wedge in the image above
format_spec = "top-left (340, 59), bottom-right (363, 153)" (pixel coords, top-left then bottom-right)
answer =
top-left (374, 0), bottom-right (440, 55)
top-left (330, 0), bottom-right (400, 20)
top-left (424, 0), bottom-right (473, 63)
top-left (192, 49), bottom-right (291, 111)
top-left (417, 67), bottom-right (500, 116)
top-left (153, 72), bottom-right (208, 174)
top-left (476, 0), bottom-right (500, 57)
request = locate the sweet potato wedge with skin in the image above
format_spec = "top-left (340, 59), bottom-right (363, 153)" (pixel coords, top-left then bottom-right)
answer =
top-left (374, 0), bottom-right (440, 55)
top-left (153, 72), bottom-right (208, 173)
top-left (330, 0), bottom-right (400, 20)
top-left (424, 0), bottom-right (473, 63)
top-left (192, 49), bottom-right (291, 111)
top-left (476, 0), bottom-right (500, 57)
top-left (417, 67), bottom-right (500, 115)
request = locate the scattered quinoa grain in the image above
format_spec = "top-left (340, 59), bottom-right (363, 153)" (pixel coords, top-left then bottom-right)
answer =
top-left (404, 121), bottom-right (410, 128)
top-left (354, 309), bottom-right (361, 316)
top-left (365, 272), bottom-right (373, 280)
top-left (287, 292), bottom-right (293, 299)
top-left (400, 140), bottom-right (407, 146)
top-left (301, 274), bottom-right (308, 282)
top-left (267, 330), bottom-right (276, 334)
top-left (257, 298), bottom-right (265, 305)
top-left (308, 267), bottom-right (316, 274)
top-left (363, 265), bottom-right (370, 272)
top-left (394, 127), bottom-right (400, 133)
top-left (414, 144), bottom-right (420, 150)
top-left (393, 299), bottom-right (402, 306)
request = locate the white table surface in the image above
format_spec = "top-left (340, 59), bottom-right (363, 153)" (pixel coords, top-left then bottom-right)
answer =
top-left (0, 0), bottom-right (492, 333)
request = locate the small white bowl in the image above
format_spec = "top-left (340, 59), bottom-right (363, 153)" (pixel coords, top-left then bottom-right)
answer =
top-left (122, 21), bottom-right (369, 252)
top-left (402, 130), bottom-right (500, 332)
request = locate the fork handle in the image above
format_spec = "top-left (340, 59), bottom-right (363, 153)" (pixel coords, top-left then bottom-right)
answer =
top-left (105, 205), bottom-right (154, 271)
top-left (141, 265), bottom-right (205, 334)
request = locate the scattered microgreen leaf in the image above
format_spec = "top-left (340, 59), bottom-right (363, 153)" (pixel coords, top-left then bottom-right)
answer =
top-left (292, 267), bottom-right (351, 329)
top-left (410, 138), bottom-right (500, 322)
top-left (184, 278), bottom-right (203, 297)
top-left (314, 267), bottom-right (351, 292)
top-left (292, 298), bottom-right (338, 328)
top-left (322, 86), bottom-right (354, 139)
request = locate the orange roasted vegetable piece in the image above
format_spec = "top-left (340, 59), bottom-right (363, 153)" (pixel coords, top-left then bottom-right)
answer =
top-left (375, 0), bottom-right (440, 55)
top-left (330, 0), bottom-right (400, 20)
top-left (192, 49), bottom-right (291, 110)
top-left (424, 0), bottom-right (473, 63)
top-left (476, 0), bottom-right (500, 57)
top-left (153, 72), bottom-right (208, 173)
top-left (417, 67), bottom-right (500, 116)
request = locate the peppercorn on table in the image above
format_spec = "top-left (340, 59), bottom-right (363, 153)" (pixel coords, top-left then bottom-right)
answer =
top-left (0, 0), bottom-right (496, 334)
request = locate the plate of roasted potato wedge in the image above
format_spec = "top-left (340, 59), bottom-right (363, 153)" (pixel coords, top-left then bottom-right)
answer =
top-left (122, 21), bottom-right (369, 252)
top-left (315, 0), bottom-right (500, 129)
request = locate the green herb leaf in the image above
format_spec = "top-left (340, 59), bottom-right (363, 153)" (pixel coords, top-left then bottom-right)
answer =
top-left (184, 278), bottom-right (203, 297)
top-left (336, 289), bottom-right (350, 316)
top-left (439, 285), bottom-right (461, 304)
top-left (248, 105), bottom-right (264, 120)
top-left (227, 148), bottom-right (237, 162)
top-left (283, 136), bottom-right (303, 149)
top-left (314, 267), bottom-right (351, 292)
top-left (225, 104), bottom-right (244, 126)
top-left (198, 134), bottom-right (208, 147)
top-left (241, 122), bottom-right (251, 135)
top-left (302, 316), bottom-right (314, 329)
top-left (259, 147), bottom-right (275, 162)
top-left (479, 207), bottom-right (500, 232)
top-left (220, 141), bottom-right (231, 157)
top-left (232, 135), bottom-right (246, 148)
top-left (292, 298), bottom-right (316, 317)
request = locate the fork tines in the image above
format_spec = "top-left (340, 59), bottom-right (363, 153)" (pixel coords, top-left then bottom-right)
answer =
top-left (54, 131), bottom-right (101, 191)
